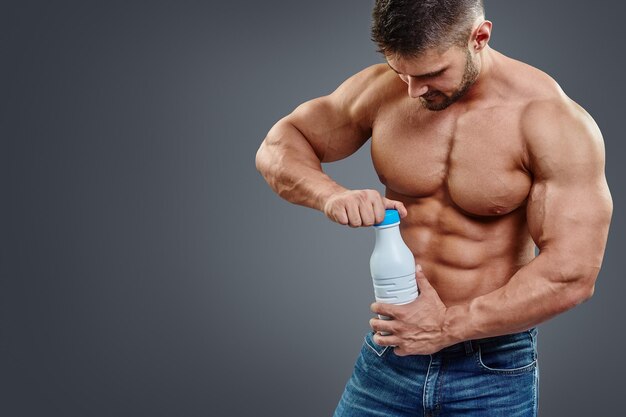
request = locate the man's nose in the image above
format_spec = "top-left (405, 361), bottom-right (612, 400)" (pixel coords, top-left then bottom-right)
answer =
top-left (407, 77), bottom-right (429, 98)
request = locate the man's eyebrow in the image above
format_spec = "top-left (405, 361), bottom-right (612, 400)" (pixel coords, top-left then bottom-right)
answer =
top-left (386, 62), bottom-right (447, 78)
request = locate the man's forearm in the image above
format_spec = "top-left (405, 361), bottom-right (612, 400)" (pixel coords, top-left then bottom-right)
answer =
top-left (255, 121), bottom-right (346, 211)
top-left (443, 252), bottom-right (598, 343)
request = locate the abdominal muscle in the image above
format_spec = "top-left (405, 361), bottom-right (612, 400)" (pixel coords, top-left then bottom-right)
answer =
top-left (389, 189), bottom-right (536, 307)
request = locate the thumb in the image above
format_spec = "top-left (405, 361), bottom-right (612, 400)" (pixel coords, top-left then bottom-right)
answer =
top-left (383, 198), bottom-right (408, 218)
top-left (414, 264), bottom-right (433, 293)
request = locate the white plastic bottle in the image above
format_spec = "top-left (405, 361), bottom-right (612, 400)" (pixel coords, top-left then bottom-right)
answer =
top-left (370, 209), bottom-right (418, 335)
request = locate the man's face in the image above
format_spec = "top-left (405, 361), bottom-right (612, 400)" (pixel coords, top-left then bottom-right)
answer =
top-left (386, 46), bottom-right (480, 111)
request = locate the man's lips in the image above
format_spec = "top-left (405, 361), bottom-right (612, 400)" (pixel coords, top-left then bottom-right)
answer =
top-left (422, 92), bottom-right (442, 100)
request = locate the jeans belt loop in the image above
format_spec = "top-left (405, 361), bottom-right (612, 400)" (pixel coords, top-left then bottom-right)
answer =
top-left (463, 340), bottom-right (474, 356)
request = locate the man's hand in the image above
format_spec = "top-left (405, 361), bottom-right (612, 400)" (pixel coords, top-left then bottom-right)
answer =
top-left (370, 264), bottom-right (456, 355)
top-left (323, 189), bottom-right (407, 227)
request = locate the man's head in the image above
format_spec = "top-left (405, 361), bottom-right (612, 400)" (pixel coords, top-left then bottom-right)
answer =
top-left (372, 0), bottom-right (485, 57)
top-left (372, 0), bottom-right (490, 110)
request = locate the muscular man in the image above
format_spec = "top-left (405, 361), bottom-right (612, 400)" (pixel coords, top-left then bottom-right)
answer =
top-left (256, 1), bottom-right (612, 416)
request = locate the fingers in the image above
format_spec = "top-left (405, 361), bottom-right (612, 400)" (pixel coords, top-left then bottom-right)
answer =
top-left (414, 270), bottom-right (430, 290)
top-left (334, 207), bottom-right (349, 225)
top-left (383, 197), bottom-right (408, 218)
top-left (338, 189), bottom-right (385, 227)
top-left (372, 332), bottom-right (402, 347)
top-left (323, 193), bottom-right (352, 226)
top-left (371, 196), bottom-right (386, 224)
top-left (322, 189), bottom-right (407, 227)
top-left (370, 302), bottom-right (398, 319)
top-left (358, 200), bottom-right (376, 227)
top-left (369, 317), bottom-right (396, 334)
top-left (392, 346), bottom-right (410, 356)
top-left (357, 189), bottom-right (382, 227)
top-left (348, 201), bottom-right (373, 227)
top-left (345, 199), bottom-right (362, 227)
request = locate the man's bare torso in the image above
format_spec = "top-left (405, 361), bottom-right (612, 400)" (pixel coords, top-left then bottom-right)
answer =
top-left (258, 16), bottom-right (611, 353)
top-left (369, 49), bottom-right (570, 306)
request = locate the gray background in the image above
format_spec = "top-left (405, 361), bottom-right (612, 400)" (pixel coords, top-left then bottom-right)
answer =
top-left (3, 0), bottom-right (624, 416)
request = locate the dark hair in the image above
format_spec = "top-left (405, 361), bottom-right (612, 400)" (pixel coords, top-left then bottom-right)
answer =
top-left (371, 0), bottom-right (484, 58)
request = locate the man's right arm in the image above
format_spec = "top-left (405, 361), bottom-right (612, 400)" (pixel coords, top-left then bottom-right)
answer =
top-left (255, 64), bottom-right (407, 226)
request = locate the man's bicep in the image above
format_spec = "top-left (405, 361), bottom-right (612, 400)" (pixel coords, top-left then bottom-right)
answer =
top-left (282, 65), bottom-right (386, 163)
top-left (282, 97), bottom-right (369, 163)
top-left (527, 178), bottom-right (611, 271)
top-left (525, 101), bottom-right (612, 279)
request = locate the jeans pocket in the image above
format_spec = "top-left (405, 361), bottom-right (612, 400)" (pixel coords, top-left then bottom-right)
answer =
top-left (364, 331), bottom-right (391, 357)
top-left (475, 330), bottom-right (537, 375)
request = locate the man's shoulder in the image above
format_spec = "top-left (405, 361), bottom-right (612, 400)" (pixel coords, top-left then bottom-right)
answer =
top-left (496, 54), bottom-right (594, 135)
top-left (341, 63), bottom-right (404, 101)
top-left (500, 54), bottom-right (565, 103)
top-left (330, 63), bottom-right (403, 122)
top-left (520, 94), bottom-right (600, 147)
top-left (493, 53), bottom-right (604, 172)
top-left (351, 62), bottom-right (398, 84)
top-left (517, 82), bottom-right (603, 173)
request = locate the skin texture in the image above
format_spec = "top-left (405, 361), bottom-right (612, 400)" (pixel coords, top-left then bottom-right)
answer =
top-left (255, 19), bottom-right (613, 355)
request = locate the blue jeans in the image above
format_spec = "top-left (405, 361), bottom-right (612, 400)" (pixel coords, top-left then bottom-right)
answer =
top-left (333, 328), bottom-right (539, 417)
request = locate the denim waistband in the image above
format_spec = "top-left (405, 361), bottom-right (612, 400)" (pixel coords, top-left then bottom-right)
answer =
top-left (437, 327), bottom-right (538, 356)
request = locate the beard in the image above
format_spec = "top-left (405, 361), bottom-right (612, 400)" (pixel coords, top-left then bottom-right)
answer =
top-left (420, 48), bottom-right (480, 111)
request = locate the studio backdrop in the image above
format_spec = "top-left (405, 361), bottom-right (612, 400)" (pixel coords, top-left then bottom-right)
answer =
top-left (4, 1), bottom-right (624, 416)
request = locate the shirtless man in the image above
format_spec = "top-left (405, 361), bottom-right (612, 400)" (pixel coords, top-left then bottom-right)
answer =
top-left (255, 1), bottom-right (612, 416)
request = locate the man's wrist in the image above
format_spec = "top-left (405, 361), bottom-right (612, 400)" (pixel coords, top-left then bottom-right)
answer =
top-left (443, 303), bottom-right (472, 345)
top-left (315, 183), bottom-right (347, 211)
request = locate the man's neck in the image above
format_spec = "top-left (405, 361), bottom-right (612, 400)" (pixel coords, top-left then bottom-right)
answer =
top-left (459, 46), bottom-right (498, 105)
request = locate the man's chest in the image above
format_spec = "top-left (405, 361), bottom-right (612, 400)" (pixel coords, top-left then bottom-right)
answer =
top-left (371, 104), bottom-right (532, 216)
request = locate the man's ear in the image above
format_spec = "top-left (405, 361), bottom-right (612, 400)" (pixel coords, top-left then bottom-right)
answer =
top-left (471, 20), bottom-right (493, 52)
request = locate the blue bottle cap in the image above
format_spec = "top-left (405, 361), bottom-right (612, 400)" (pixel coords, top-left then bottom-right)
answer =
top-left (374, 209), bottom-right (400, 227)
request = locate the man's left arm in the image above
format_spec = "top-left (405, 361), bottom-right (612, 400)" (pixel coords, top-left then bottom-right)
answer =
top-left (371, 100), bottom-right (613, 355)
